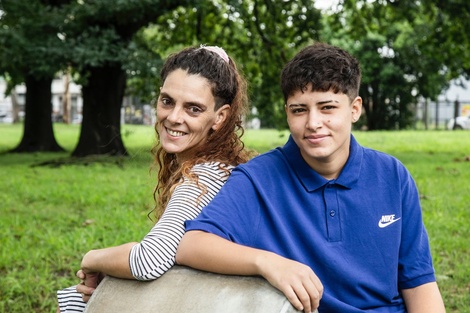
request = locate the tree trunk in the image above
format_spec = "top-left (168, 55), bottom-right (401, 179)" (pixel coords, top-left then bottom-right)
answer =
top-left (362, 97), bottom-right (371, 130)
top-left (366, 83), bottom-right (381, 130)
top-left (72, 64), bottom-right (128, 157)
top-left (359, 85), bottom-right (371, 130)
top-left (423, 98), bottom-right (428, 130)
top-left (453, 99), bottom-right (460, 130)
top-left (10, 75), bottom-right (64, 153)
top-left (62, 71), bottom-right (71, 124)
top-left (10, 89), bottom-right (21, 123)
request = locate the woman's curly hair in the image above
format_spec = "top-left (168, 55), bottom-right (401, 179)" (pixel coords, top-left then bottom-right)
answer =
top-left (151, 46), bottom-right (252, 220)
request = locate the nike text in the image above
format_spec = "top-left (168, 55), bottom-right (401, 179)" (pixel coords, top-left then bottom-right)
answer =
top-left (378, 214), bottom-right (401, 228)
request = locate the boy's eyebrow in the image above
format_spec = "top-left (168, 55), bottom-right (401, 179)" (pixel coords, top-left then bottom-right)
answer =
top-left (287, 103), bottom-right (306, 107)
top-left (317, 99), bottom-right (339, 105)
top-left (287, 99), bottom-right (339, 107)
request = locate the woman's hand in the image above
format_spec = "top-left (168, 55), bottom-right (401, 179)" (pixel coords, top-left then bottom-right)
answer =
top-left (75, 269), bottom-right (105, 303)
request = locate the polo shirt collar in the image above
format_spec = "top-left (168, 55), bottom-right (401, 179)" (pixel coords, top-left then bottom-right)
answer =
top-left (280, 135), bottom-right (363, 192)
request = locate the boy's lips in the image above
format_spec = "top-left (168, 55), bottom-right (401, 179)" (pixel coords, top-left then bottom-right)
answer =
top-left (305, 134), bottom-right (329, 144)
top-left (305, 133), bottom-right (328, 139)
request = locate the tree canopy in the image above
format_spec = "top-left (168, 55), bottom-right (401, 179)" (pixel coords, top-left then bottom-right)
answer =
top-left (138, 0), bottom-right (323, 128)
top-left (1, 0), bottom-right (469, 155)
top-left (0, 0), bottom-right (68, 152)
top-left (321, 0), bottom-right (469, 129)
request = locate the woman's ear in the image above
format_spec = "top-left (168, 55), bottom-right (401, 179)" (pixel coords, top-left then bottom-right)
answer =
top-left (212, 104), bottom-right (231, 131)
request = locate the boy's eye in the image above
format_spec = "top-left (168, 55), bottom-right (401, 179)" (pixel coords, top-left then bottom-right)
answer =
top-left (291, 107), bottom-right (306, 114)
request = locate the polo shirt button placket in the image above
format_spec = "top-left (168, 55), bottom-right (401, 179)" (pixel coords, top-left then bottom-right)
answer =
top-left (324, 183), bottom-right (341, 242)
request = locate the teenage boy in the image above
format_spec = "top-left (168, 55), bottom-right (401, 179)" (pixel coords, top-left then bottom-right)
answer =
top-left (176, 43), bottom-right (445, 313)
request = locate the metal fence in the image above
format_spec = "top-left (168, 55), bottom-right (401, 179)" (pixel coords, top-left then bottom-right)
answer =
top-left (416, 98), bottom-right (470, 129)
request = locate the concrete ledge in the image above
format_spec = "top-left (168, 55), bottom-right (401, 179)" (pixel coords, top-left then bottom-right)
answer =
top-left (84, 265), bottom-right (308, 313)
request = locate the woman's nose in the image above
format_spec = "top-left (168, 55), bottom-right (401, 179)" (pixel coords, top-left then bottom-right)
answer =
top-left (167, 106), bottom-right (183, 124)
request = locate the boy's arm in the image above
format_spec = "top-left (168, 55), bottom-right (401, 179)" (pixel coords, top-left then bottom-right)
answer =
top-left (176, 230), bottom-right (323, 313)
top-left (402, 282), bottom-right (445, 313)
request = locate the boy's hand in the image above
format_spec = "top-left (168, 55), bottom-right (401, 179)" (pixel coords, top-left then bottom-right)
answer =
top-left (259, 254), bottom-right (323, 313)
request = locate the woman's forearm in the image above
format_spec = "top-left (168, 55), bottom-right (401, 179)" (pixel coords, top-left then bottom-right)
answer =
top-left (81, 242), bottom-right (138, 279)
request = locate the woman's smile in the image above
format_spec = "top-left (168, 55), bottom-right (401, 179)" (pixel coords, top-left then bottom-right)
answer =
top-left (156, 69), bottom-right (223, 161)
top-left (165, 127), bottom-right (187, 138)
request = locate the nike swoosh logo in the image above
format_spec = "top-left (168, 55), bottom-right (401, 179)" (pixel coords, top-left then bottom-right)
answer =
top-left (378, 218), bottom-right (401, 228)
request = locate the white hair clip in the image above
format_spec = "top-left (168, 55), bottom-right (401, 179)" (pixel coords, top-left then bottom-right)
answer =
top-left (200, 45), bottom-right (230, 64)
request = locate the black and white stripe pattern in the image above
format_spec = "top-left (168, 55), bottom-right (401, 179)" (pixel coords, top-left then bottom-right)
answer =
top-left (129, 162), bottom-right (230, 280)
top-left (57, 286), bottom-right (86, 312)
top-left (57, 162), bottom-right (231, 312)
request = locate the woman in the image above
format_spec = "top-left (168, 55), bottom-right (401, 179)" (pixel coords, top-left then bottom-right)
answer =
top-left (57, 45), bottom-right (251, 312)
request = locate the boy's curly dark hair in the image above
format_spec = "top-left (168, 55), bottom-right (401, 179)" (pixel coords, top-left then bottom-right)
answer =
top-left (281, 42), bottom-right (361, 102)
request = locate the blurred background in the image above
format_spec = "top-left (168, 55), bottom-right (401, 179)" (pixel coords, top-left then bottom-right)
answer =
top-left (0, 0), bottom-right (469, 156)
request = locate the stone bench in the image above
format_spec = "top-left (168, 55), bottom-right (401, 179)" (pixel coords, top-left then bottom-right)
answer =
top-left (84, 265), bottom-right (314, 313)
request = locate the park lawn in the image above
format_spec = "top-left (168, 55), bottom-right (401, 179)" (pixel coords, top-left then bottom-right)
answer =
top-left (0, 123), bottom-right (469, 313)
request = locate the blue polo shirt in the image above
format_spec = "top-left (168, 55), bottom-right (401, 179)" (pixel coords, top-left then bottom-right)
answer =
top-left (186, 135), bottom-right (436, 312)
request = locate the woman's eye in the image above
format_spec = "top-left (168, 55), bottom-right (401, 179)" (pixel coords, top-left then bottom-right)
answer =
top-left (160, 98), bottom-right (172, 106)
top-left (188, 106), bottom-right (203, 114)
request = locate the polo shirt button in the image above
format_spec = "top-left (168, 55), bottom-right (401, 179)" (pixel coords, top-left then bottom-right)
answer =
top-left (329, 210), bottom-right (336, 217)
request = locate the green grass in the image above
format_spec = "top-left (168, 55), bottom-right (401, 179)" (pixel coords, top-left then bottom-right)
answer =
top-left (0, 124), bottom-right (469, 312)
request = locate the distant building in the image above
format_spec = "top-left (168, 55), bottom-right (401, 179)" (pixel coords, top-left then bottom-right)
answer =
top-left (0, 75), bottom-right (83, 123)
top-left (416, 77), bottom-right (470, 128)
top-left (0, 76), bottom-right (155, 125)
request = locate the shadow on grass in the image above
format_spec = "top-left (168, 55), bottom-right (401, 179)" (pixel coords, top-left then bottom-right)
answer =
top-left (31, 155), bottom-right (127, 168)
top-left (0, 150), bottom-right (129, 168)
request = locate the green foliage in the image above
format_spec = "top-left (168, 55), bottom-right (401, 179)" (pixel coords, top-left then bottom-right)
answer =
top-left (1, 0), bottom-right (470, 142)
top-left (0, 0), bottom-right (68, 83)
top-left (142, 0), bottom-right (323, 128)
top-left (420, 0), bottom-right (470, 78)
top-left (0, 0), bottom-right (190, 95)
top-left (64, 0), bottom-right (468, 130)
top-left (59, 0), bottom-right (191, 86)
top-left (322, 0), bottom-right (463, 130)
top-left (124, 31), bottom-right (164, 104)
top-left (0, 124), bottom-right (469, 312)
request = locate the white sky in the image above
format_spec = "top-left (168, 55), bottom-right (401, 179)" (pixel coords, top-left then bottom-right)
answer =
top-left (313, 0), bottom-right (340, 10)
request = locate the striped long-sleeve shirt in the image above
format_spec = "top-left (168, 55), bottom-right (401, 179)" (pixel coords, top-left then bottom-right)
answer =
top-left (129, 162), bottom-right (231, 280)
top-left (57, 162), bottom-right (231, 313)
